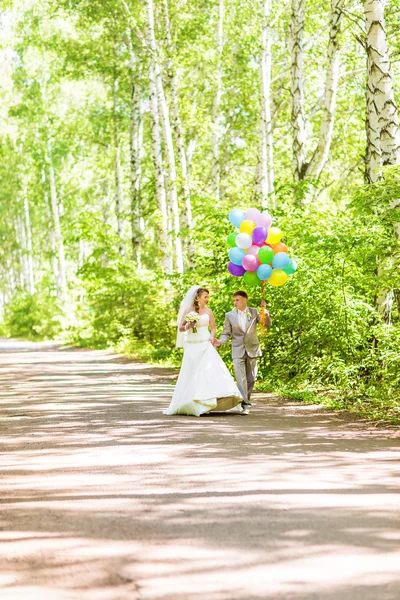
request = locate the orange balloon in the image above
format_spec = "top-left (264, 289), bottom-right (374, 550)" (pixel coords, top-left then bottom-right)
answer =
top-left (273, 242), bottom-right (288, 255)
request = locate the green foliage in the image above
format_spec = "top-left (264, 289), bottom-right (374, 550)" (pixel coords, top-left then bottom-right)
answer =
top-left (2, 291), bottom-right (62, 340)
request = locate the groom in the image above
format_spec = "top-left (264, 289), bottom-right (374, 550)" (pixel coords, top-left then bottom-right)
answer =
top-left (213, 291), bottom-right (272, 415)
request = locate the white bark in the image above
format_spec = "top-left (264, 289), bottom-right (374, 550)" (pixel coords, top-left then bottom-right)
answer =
top-left (146, 0), bottom-right (183, 273)
top-left (23, 196), bottom-right (35, 294)
top-left (212, 0), bottom-right (225, 201)
top-left (364, 0), bottom-right (400, 177)
top-left (15, 216), bottom-right (26, 288)
top-left (162, 0), bottom-right (195, 267)
top-left (148, 58), bottom-right (170, 273)
top-left (127, 29), bottom-right (144, 265)
top-left (290, 0), bottom-right (306, 181)
top-left (258, 0), bottom-right (274, 205)
top-left (307, 0), bottom-right (343, 179)
top-left (113, 73), bottom-right (124, 255)
top-left (365, 82), bottom-right (382, 183)
top-left (43, 180), bottom-right (59, 287)
top-left (46, 140), bottom-right (67, 303)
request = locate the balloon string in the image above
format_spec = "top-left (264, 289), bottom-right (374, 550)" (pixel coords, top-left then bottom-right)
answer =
top-left (260, 281), bottom-right (266, 336)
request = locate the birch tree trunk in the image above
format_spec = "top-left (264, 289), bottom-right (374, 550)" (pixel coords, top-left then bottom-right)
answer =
top-left (43, 178), bottom-right (59, 287)
top-left (162, 0), bottom-right (195, 267)
top-left (46, 140), bottom-right (68, 303)
top-left (126, 28), bottom-right (144, 264)
top-left (15, 217), bottom-right (27, 289)
top-left (307, 0), bottom-right (343, 179)
top-left (146, 0), bottom-right (183, 273)
top-left (290, 0), bottom-right (307, 181)
top-left (212, 0), bottom-right (225, 202)
top-left (23, 196), bottom-right (35, 294)
top-left (129, 82), bottom-right (144, 265)
top-left (258, 0), bottom-right (274, 206)
top-left (364, 0), bottom-right (400, 179)
top-left (148, 56), bottom-right (171, 273)
top-left (112, 72), bottom-right (124, 255)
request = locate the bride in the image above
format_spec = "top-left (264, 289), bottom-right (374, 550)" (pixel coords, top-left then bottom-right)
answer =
top-left (163, 286), bottom-right (243, 416)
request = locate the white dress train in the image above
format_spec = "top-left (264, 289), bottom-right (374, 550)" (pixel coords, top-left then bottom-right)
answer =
top-left (164, 313), bottom-right (243, 416)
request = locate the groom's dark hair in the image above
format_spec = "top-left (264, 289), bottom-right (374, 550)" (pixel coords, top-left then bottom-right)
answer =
top-left (233, 291), bottom-right (248, 299)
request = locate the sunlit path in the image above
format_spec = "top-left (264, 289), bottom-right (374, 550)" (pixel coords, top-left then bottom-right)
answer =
top-left (0, 338), bottom-right (399, 600)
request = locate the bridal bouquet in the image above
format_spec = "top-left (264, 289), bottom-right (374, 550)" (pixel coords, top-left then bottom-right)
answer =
top-left (185, 311), bottom-right (200, 333)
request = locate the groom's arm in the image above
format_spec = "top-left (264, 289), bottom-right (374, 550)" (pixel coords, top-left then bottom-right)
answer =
top-left (255, 303), bottom-right (272, 327)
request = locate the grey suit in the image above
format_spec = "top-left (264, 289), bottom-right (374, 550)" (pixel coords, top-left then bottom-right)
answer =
top-left (219, 307), bottom-right (272, 408)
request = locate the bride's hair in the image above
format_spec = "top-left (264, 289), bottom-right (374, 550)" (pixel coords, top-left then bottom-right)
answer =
top-left (194, 288), bottom-right (209, 313)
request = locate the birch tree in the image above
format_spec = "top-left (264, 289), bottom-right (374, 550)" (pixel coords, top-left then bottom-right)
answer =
top-left (364, 0), bottom-right (400, 182)
top-left (112, 68), bottom-right (124, 255)
top-left (145, 0), bottom-right (184, 273)
top-left (290, 0), bottom-right (306, 181)
top-left (257, 0), bottom-right (274, 205)
top-left (290, 0), bottom-right (343, 181)
top-left (46, 137), bottom-right (68, 303)
top-left (212, 0), bottom-right (225, 202)
top-left (161, 0), bottom-right (195, 267)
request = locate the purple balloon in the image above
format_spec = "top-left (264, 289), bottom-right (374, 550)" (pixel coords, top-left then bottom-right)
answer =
top-left (242, 254), bottom-right (259, 272)
top-left (252, 226), bottom-right (267, 245)
top-left (228, 262), bottom-right (245, 277)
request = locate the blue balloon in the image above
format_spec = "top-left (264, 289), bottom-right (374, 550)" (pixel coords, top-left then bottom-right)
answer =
top-left (229, 247), bottom-right (245, 266)
top-left (229, 208), bottom-right (245, 228)
top-left (272, 252), bottom-right (290, 269)
top-left (257, 264), bottom-right (272, 281)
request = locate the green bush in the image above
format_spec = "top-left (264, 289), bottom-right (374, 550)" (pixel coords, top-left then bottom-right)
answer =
top-left (2, 291), bottom-right (63, 340)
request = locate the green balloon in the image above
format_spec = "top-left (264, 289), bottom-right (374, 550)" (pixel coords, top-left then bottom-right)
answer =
top-left (227, 232), bottom-right (238, 247)
top-left (283, 259), bottom-right (298, 275)
top-left (258, 245), bottom-right (274, 264)
top-left (243, 271), bottom-right (261, 286)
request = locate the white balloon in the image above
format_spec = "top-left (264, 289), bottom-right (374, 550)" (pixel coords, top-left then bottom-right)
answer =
top-left (236, 233), bottom-right (252, 249)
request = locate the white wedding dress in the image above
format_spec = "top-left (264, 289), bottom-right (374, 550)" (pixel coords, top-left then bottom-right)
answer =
top-left (164, 313), bottom-right (243, 416)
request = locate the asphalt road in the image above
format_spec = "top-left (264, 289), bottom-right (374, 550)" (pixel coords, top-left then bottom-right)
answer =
top-left (1, 339), bottom-right (399, 600)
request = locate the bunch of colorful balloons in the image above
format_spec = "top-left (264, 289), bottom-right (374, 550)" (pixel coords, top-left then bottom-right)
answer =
top-left (227, 207), bottom-right (297, 287)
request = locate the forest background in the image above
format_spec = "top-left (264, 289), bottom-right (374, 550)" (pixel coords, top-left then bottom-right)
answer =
top-left (0, 0), bottom-right (399, 422)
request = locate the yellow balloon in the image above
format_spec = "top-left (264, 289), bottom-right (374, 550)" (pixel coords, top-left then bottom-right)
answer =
top-left (267, 226), bottom-right (282, 245)
top-left (239, 219), bottom-right (256, 235)
top-left (269, 269), bottom-right (288, 287)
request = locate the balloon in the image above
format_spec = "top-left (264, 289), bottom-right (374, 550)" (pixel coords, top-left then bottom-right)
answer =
top-left (258, 245), bottom-right (274, 264)
top-left (243, 271), bottom-right (261, 286)
top-left (266, 227), bottom-right (282, 245)
top-left (272, 252), bottom-right (290, 269)
top-left (236, 232), bottom-right (252, 249)
top-left (257, 264), bottom-right (272, 281)
top-left (246, 245), bottom-right (261, 257)
top-left (229, 208), bottom-right (245, 228)
top-left (273, 242), bottom-right (288, 254)
top-left (283, 258), bottom-right (298, 275)
top-left (227, 232), bottom-right (238, 247)
top-left (268, 269), bottom-right (288, 287)
top-left (258, 211), bottom-right (273, 229)
top-left (252, 226), bottom-right (267, 245)
top-left (242, 254), bottom-right (258, 272)
top-left (228, 262), bottom-right (245, 277)
top-left (240, 219), bottom-right (256, 235)
top-left (245, 208), bottom-right (261, 223)
top-left (229, 247), bottom-right (245, 266)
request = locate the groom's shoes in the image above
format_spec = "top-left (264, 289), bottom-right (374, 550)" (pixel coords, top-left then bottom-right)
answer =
top-left (241, 406), bottom-right (250, 415)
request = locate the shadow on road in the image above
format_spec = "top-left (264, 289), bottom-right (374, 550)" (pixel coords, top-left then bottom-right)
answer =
top-left (0, 340), bottom-right (399, 600)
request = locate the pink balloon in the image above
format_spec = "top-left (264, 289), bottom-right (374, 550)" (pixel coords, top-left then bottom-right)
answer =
top-left (245, 208), bottom-right (261, 223)
top-left (242, 254), bottom-right (258, 272)
top-left (246, 245), bottom-right (260, 256)
top-left (258, 211), bottom-right (273, 229)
